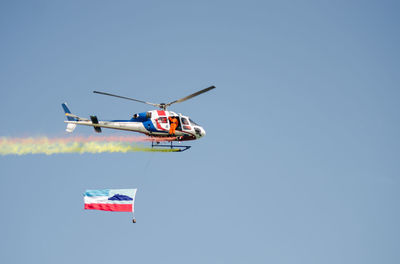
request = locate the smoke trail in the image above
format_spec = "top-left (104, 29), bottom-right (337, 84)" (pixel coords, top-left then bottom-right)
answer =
top-left (0, 136), bottom-right (180, 155)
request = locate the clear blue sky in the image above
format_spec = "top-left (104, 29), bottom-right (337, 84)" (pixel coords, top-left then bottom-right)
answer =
top-left (1, 1), bottom-right (399, 263)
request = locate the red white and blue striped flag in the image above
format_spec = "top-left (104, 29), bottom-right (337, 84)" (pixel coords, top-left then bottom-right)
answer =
top-left (83, 189), bottom-right (137, 212)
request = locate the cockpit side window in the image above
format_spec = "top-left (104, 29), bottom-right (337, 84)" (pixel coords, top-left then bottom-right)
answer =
top-left (181, 117), bottom-right (189, 125)
top-left (158, 117), bottom-right (167, 123)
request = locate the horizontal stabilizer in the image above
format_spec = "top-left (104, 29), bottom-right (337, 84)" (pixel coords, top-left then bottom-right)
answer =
top-left (90, 115), bottom-right (102, 133)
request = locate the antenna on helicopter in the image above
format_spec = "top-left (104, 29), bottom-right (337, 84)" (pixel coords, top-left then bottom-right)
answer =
top-left (93, 86), bottom-right (216, 110)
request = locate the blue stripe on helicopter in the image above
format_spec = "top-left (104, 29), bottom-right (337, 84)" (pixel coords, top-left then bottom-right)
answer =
top-left (143, 119), bottom-right (163, 133)
top-left (105, 119), bottom-right (166, 133)
top-left (109, 120), bottom-right (135, 122)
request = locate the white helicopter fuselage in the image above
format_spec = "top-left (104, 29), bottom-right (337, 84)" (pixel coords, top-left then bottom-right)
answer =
top-left (63, 107), bottom-right (206, 141)
top-left (62, 85), bottom-right (215, 145)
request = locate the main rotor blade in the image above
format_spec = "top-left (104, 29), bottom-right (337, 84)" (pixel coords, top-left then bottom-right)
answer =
top-left (166, 86), bottom-right (216, 107)
top-left (93, 91), bottom-right (160, 108)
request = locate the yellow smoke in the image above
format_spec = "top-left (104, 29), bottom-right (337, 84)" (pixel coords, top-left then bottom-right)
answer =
top-left (0, 137), bottom-right (179, 155)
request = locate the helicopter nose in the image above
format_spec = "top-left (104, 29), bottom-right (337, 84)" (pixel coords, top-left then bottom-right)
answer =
top-left (200, 128), bottom-right (206, 137)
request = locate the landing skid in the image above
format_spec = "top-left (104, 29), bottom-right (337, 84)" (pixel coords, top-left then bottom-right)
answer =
top-left (151, 141), bottom-right (191, 152)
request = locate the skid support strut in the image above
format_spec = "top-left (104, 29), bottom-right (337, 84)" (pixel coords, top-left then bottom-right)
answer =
top-left (151, 141), bottom-right (191, 152)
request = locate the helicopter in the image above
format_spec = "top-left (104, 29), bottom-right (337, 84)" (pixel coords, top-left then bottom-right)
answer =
top-left (61, 86), bottom-right (215, 151)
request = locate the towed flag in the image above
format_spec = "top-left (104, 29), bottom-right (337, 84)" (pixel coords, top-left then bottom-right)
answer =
top-left (84, 188), bottom-right (138, 223)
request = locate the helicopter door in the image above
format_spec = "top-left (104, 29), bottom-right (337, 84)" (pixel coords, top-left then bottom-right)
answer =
top-left (180, 117), bottom-right (191, 131)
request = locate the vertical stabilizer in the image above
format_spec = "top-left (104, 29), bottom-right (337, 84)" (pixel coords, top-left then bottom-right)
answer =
top-left (62, 103), bottom-right (77, 133)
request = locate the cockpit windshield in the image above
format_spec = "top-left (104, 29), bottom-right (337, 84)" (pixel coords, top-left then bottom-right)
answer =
top-left (189, 118), bottom-right (200, 126)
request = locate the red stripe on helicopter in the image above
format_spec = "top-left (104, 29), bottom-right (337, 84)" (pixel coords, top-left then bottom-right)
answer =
top-left (157, 110), bottom-right (166, 116)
